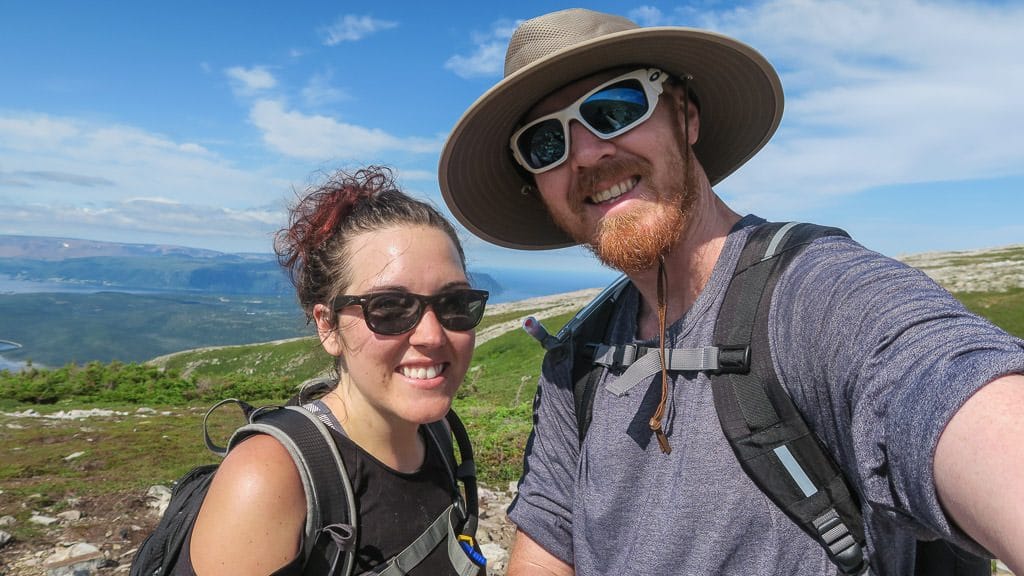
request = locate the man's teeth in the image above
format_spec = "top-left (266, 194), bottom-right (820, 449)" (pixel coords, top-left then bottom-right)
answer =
top-left (402, 364), bottom-right (444, 379)
top-left (589, 177), bottom-right (638, 204)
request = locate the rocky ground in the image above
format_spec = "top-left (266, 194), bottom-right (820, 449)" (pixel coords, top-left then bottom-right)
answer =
top-left (0, 470), bottom-right (517, 576)
top-left (0, 408), bottom-right (521, 576)
top-left (899, 244), bottom-right (1024, 293)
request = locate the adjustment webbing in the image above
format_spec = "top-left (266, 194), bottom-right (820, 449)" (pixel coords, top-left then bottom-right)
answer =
top-left (369, 503), bottom-right (472, 576)
top-left (603, 345), bottom-right (720, 396)
top-left (812, 508), bottom-right (865, 575)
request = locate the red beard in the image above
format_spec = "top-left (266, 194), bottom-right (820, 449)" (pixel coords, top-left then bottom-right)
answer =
top-left (587, 145), bottom-right (695, 274)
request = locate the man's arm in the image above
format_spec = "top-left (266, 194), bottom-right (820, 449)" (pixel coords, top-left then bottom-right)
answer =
top-left (934, 373), bottom-right (1024, 573)
top-left (507, 529), bottom-right (574, 576)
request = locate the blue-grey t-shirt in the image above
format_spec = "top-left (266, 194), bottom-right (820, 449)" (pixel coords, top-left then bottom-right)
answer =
top-left (507, 216), bottom-right (1024, 575)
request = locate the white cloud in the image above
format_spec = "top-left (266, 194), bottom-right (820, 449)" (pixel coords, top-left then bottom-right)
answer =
top-left (0, 114), bottom-right (80, 151)
top-left (2, 170), bottom-right (115, 187)
top-left (678, 0), bottom-right (1024, 212)
top-left (0, 110), bottom-right (289, 252)
top-left (444, 20), bottom-right (521, 79)
top-left (394, 169), bottom-right (435, 182)
top-left (628, 6), bottom-right (667, 26)
top-left (322, 14), bottom-right (398, 45)
top-left (225, 66), bottom-right (277, 96)
top-left (301, 71), bottom-right (349, 108)
top-left (248, 99), bottom-right (442, 161)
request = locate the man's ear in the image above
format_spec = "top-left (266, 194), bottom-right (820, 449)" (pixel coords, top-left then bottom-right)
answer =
top-left (672, 86), bottom-right (700, 147)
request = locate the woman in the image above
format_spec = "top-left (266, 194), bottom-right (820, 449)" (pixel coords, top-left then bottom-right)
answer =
top-left (184, 166), bottom-right (488, 575)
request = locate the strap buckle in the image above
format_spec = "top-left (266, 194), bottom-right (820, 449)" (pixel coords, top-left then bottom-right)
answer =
top-left (715, 345), bottom-right (751, 374)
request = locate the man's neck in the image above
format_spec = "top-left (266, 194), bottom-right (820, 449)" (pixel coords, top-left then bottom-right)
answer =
top-left (631, 195), bottom-right (741, 340)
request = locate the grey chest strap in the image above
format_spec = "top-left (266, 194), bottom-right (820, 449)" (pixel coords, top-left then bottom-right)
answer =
top-left (594, 343), bottom-right (721, 396)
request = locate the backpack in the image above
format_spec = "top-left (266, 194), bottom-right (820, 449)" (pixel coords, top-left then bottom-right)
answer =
top-left (523, 222), bottom-right (989, 576)
top-left (130, 384), bottom-right (483, 576)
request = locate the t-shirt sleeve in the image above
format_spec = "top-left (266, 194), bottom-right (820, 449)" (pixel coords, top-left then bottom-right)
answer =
top-left (506, 346), bottom-right (582, 566)
top-left (771, 237), bottom-right (1024, 551)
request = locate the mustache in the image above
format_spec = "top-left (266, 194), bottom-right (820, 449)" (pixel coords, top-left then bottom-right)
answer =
top-left (571, 157), bottom-right (653, 201)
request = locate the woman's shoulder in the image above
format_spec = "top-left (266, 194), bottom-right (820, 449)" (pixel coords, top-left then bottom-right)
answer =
top-left (216, 434), bottom-right (307, 498)
top-left (189, 434), bottom-right (308, 575)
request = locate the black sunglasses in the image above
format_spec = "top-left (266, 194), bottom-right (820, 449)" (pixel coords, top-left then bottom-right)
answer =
top-left (331, 289), bottom-right (489, 336)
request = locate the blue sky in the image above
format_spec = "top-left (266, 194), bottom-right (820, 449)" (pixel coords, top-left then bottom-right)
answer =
top-left (2, 0), bottom-right (1022, 277)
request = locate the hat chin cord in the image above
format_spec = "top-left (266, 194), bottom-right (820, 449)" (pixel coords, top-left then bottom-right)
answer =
top-left (650, 253), bottom-right (672, 454)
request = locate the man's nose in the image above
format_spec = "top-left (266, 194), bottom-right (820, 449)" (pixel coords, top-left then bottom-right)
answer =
top-left (567, 120), bottom-right (616, 168)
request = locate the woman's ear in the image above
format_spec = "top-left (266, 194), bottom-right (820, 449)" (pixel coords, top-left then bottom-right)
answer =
top-left (314, 304), bottom-right (344, 357)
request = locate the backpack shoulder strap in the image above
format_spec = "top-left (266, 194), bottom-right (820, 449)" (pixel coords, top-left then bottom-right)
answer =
top-left (363, 410), bottom-right (483, 576)
top-left (421, 410), bottom-right (486, 575)
top-left (230, 405), bottom-right (357, 576)
top-left (710, 222), bottom-right (867, 575)
top-left (523, 275), bottom-right (632, 443)
top-left (429, 409), bottom-right (479, 531)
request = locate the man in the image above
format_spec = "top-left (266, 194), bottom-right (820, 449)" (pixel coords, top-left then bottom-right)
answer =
top-left (439, 8), bottom-right (1024, 576)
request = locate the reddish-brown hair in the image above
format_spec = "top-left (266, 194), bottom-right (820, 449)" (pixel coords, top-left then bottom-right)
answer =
top-left (275, 166), bottom-right (465, 322)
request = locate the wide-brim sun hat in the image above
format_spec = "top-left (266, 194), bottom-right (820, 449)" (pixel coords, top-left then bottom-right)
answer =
top-left (439, 8), bottom-right (784, 250)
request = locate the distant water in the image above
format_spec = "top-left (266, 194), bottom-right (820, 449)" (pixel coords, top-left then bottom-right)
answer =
top-left (0, 267), bottom-right (621, 371)
top-left (477, 266), bottom-right (619, 304)
top-left (0, 271), bottom-right (619, 303)
top-left (0, 354), bottom-right (29, 372)
top-left (0, 341), bottom-right (29, 372)
top-left (0, 275), bottom-right (162, 295)
top-left (0, 276), bottom-right (90, 294)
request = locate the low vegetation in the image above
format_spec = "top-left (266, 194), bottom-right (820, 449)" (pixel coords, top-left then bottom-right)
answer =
top-left (0, 306), bottom-right (576, 513)
top-left (1, 283), bottom-right (1021, 550)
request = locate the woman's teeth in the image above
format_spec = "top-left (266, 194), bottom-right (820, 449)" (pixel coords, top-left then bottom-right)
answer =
top-left (589, 177), bottom-right (638, 204)
top-left (401, 364), bottom-right (444, 379)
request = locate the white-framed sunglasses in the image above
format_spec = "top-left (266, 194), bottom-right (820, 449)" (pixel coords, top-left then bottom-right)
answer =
top-left (510, 68), bottom-right (670, 174)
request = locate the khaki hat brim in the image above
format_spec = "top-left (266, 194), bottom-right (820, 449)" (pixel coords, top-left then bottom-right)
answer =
top-left (439, 26), bottom-right (783, 250)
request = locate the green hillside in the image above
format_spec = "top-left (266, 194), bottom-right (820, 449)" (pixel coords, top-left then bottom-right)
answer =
top-left (1, 283), bottom-right (1021, 497)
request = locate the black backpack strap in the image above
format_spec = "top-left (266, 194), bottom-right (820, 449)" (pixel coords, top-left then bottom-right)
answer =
top-left (230, 406), bottom-right (357, 576)
top-left (429, 409), bottom-right (485, 575)
top-left (711, 222), bottom-right (867, 575)
top-left (522, 274), bottom-right (632, 443)
top-left (569, 276), bottom-right (631, 442)
top-left (357, 411), bottom-right (482, 576)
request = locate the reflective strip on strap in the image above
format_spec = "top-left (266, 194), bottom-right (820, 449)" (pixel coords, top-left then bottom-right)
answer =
top-left (763, 221), bottom-right (801, 260)
top-left (605, 346), bottom-right (721, 396)
top-left (773, 445), bottom-right (818, 498)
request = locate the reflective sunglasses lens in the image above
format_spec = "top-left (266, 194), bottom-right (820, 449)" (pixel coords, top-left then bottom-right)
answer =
top-left (365, 292), bottom-right (420, 335)
top-left (517, 118), bottom-right (566, 170)
top-left (436, 291), bottom-right (487, 331)
top-left (579, 80), bottom-right (649, 134)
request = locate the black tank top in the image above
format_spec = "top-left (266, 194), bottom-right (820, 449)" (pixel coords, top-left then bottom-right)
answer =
top-left (176, 421), bottom-right (460, 575)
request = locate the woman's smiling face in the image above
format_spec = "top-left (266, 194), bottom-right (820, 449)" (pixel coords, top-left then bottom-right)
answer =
top-left (322, 224), bottom-right (476, 427)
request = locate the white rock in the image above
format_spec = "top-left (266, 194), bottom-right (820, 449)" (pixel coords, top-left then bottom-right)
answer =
top-left (57, 510), bottom-right (82, 522)
top-left (0, 514), bottom-right (15, 526)
top-left (30, 514), bottom-right (60, 526)
top-left (0, 530), bottom-right (12, 548)
top-left (43, 541), bottom-right (105, 576)
top-left (481, 542), bottom-right (509, 567)
top-left (146, 484), bottom-right (172, 516)
top-left (63, 451), bottom-right (86, 461)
